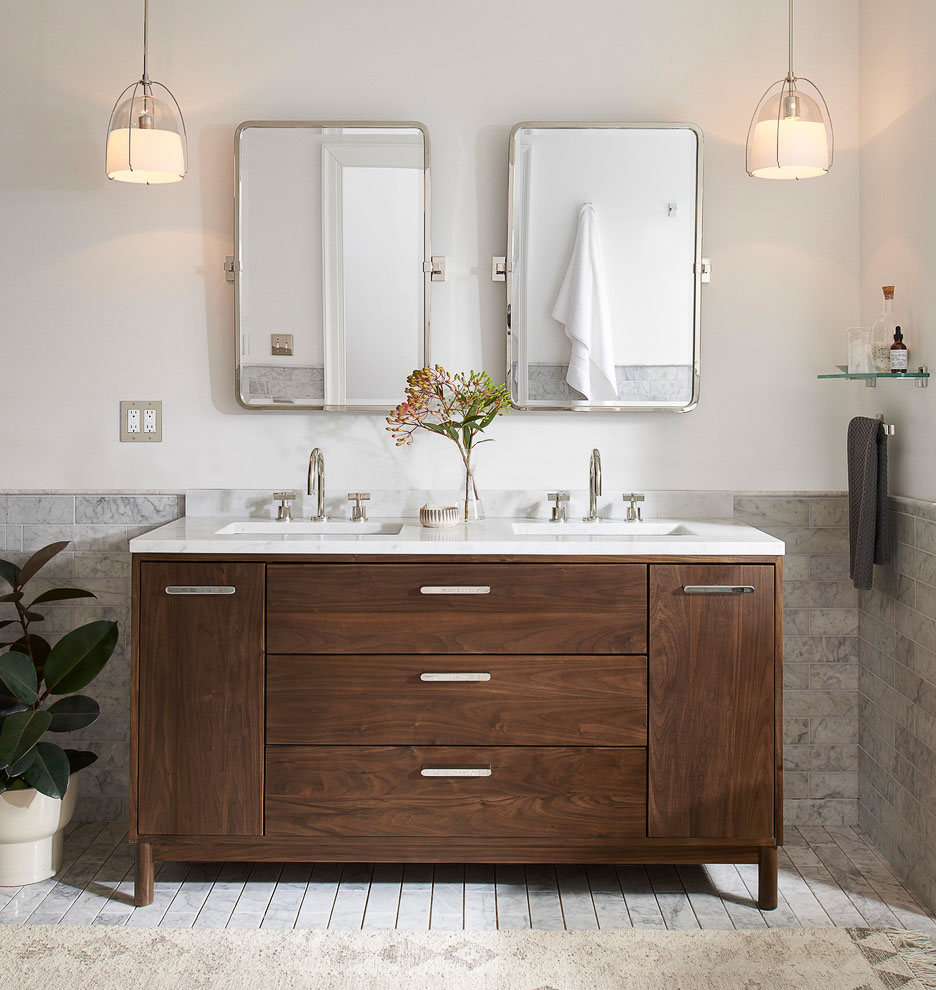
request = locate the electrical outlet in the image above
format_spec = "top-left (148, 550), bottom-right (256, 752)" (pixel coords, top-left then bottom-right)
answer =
top-left (120, 401), bottom-right (162, 442)
top-left (270, 333), bottom-right (294, 356)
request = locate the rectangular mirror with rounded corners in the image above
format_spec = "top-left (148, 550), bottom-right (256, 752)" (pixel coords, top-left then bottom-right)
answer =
top-left (234, 121), bottom-right (431, 410)
top-left (505, 122), bottom-right (703, 412)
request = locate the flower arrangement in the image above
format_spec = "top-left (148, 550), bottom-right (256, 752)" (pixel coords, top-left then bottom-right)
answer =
top-left (387, 366), bottom-right (511, 520)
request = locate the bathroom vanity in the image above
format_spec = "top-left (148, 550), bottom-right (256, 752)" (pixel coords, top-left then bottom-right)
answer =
top-left (129, 518), bottom-right (783, 910)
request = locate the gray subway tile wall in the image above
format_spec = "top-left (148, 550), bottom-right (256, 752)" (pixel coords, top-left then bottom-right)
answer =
top-left (732, 494), bottom-right (859, 827)
top-left (859, 494), bottom-right (936, 913)
top-left (0, 491), bottom-right (859, 828)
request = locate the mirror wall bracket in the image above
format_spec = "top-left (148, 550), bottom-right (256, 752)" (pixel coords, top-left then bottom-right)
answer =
top-left (424, 256), bottom-right (446, 282)
top-left (697, 259), bottom-right (711, 283)
top-left (224, 256), bottom-right (238, 284)
top-left (491, 257), bottom-right (512, 282)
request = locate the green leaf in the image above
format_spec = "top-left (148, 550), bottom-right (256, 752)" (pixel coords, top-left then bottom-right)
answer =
top-left (0, 559), bottom-right (20, 590)
top-left (23, 742), bottom-right (70, 799)
top-left (42, 620), bottom-right (118, 695)
top-left (18, 542), bottom-right (70, 587)
top-left (46, 695), bottom-right (100, 733)
top-left (7, 746), bottom-right (37, 778)
top-left (29, 588), bottom-right (96, 607)
top-left (0, 709), bottom-right (52, 767)
top-left (64, 749), bottom-right (98, 775)
top-left (0, 651), bottom-right (38, 704)
top-left (0, 592), bottom-right (23, 603)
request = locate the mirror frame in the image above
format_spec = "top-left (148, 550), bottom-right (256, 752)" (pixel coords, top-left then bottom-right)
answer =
top-left (233, 120), bottom-right (432, 411)
top-left (504, 121), bottom-right (704, 413)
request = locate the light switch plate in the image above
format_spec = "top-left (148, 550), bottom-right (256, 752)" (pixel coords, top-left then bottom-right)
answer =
top-left (271, 333), bottom-right (294, 356)
top-left (120, 401), bottom-right (162, 442)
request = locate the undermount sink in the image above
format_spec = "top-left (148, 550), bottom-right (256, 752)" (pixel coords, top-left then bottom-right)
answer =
top-left (215, 521), bottom-right (403, 536)
top-left (511, 521), bottom-right (691, 537)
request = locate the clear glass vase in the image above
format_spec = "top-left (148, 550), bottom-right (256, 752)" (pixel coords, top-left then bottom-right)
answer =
top-left (462, 451), bottom-right (484, 522)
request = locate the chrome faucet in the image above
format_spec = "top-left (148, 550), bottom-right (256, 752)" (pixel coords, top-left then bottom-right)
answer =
top-left (584, 449), bottom-right (602, 522)
top-left (307, 448), bottom-right (327, 521)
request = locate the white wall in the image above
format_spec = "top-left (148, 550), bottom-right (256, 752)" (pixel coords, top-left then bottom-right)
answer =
top-left (0, 0), bottom-right (859, 495)
top-left (858, 0), bottom-right (936, 501)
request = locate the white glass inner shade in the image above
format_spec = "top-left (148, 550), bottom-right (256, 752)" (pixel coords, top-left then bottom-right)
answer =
top-left (105, 89), bottom-right (186, 184)
top-left (748, 85), bottom-right (831, 180)
top-left (106, 128), bottom-right (184, 183)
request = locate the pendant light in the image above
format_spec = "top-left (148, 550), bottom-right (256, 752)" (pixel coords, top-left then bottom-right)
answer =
top-left (746, 0), bottom-right (833, 180)
top-left (105, 0), bottom-right (187, 184)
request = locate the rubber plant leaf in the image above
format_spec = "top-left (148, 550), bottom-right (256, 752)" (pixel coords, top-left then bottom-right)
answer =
top-left (42, 620), bottom-right (118, 695)
top-left (29, 588), bottom-right (96, 607)
top-left (0, 709), bottom-right (52, 768)
top-left (0, 651), bottom-right (38, 705)
top-left (18, 542), bottom-right (70, 587)
top-left (23, 742), bottom-right (70, 800)
top-left (64, 749), bottom-right (98, 774)
top-left (46, 695), bottom-right (100, 733)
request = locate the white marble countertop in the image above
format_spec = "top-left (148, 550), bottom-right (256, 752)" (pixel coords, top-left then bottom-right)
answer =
top-left (129, 516), bottom-right (785, 556)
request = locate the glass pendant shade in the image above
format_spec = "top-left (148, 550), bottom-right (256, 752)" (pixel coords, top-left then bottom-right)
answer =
top-left (746, 79), bottom-right (833, 179)
top-left (106, 84), bottom-right (186, 184)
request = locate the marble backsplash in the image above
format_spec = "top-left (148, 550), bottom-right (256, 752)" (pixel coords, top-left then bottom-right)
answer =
top-left (0, 489), bottom-right (858, 828)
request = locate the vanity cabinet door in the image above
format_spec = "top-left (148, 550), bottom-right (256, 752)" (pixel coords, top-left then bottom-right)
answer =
top-left (648, 565), bottom-right (776, 839)
top-left (136, 561), bottom-right (265, 836)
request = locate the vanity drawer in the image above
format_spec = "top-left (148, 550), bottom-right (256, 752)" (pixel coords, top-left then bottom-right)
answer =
top-left (266, 655), bottom-right (648, 746)
top-left (264, 745), bottom-right (647, 838)
top-left (265, 563), bottom-right (648, 654)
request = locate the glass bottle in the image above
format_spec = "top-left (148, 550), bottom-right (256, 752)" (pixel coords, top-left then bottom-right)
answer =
top-left (870, 286), bottom-right (898, 373)
top-left (890, 326), bottom-right (908, 374)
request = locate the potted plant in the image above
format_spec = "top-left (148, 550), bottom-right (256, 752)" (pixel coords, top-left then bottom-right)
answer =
top-left (0, 541), bottom-right (118, 885)
top-left (387, 366), bottom-right (511, 520)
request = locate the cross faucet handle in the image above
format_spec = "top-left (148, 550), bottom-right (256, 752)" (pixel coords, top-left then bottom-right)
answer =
top-left (273, 491), bottom-right (298, 522)
top-left (622, 492), bottom-right (646, 522)
top-left (348, 492), bottom-right (371, 522)
top-left (547, 492), bottom-right (570, 522)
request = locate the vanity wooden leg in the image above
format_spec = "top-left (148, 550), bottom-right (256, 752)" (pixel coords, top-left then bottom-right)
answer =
top-left (758, 846), bottom-right (778, 910)
top-left (134, 842), bottom-right (154, 907)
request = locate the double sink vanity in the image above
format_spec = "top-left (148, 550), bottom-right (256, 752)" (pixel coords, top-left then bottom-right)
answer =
top-left (128, 477), bottom-right (785, 912)
top-left (125, 116), bottom-right (782, 911)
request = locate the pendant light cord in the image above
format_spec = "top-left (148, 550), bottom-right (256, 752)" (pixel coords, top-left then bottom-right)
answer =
top-left (787, 0), bottom-right (794, 84)
top-left (142, 0), bottom-right (150, 85)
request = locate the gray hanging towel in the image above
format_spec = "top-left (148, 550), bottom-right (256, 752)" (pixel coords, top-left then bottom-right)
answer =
top-left (848, 416), bottom-right (890, 590)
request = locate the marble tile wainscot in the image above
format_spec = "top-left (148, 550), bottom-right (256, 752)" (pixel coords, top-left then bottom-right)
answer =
top-left (0, 492), bottom-right (185, 822)
top-left (858, 494), bottom-right (936, 913)
top-left (733, 493), bottom-right (859, 828)
top-left (0, 490), bottom-right (859, 828)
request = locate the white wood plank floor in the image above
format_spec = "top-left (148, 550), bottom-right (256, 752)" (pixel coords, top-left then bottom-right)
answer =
top-left (1, 825), bottom-right (933, 936)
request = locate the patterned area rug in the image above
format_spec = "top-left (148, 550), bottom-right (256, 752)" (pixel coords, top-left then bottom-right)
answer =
top-left (3, 926), bottom-right (935, 989)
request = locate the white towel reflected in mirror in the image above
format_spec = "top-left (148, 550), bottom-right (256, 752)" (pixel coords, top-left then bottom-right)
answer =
top-left (551, 203), bottom-right (618, 402)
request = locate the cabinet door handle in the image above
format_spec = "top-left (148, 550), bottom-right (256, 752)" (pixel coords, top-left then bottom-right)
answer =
top-left (420, 765), bottom-right (492, 777)
top-left (419, 586), bottom-right (491, 595)
top-left (683, 585), bottom-right (755, 595)
top-left (165, 586), bottom-right (236, 595)
top-left (419, 672), bottom-right (491, 682)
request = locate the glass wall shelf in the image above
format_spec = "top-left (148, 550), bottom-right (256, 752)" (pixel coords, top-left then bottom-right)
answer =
top-left (818, 365), bottom-right (929, 388)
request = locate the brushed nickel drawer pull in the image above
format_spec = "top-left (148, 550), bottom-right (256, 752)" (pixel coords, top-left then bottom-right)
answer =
top-left (420, 765), bottom-right (492, 777)
top-left (165, 586), bottom-right (236, 595)
top-left (419, 672), bottom-right (491, 682)
top-left (420, 585), bottom-right (491, 595)
top-left (683, 585), bottom-right (755, 595)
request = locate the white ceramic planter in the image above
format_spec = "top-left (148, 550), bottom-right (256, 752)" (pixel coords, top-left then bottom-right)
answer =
top-left (0, 777), bottom-right (76, 886)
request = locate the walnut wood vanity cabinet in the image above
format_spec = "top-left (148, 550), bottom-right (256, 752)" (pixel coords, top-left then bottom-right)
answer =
top-left (130, 554), bottom-right (783, 909)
